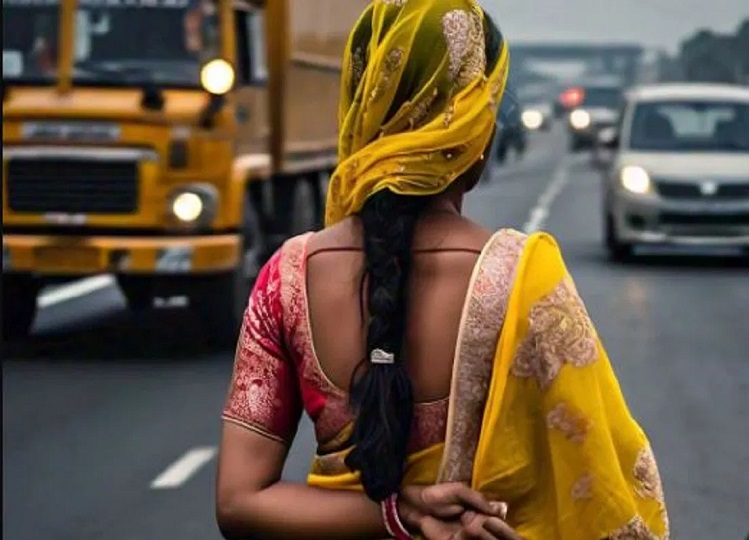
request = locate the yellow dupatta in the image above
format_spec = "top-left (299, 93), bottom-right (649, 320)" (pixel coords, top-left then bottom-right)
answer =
top-left (437, 231), bottom-right (670, 540)
top-left (324, 0), bottom-right (509, 227)
top-left (308, 230), bottom-right (670, 540)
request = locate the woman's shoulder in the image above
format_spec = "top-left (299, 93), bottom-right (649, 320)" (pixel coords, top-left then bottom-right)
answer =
top-left (479, 228), bottom-right (567, 286)
top-left (484, 228), bottom-right (563, 256)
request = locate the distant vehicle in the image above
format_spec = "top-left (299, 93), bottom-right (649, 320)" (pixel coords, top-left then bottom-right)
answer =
top-left (521, 103), bottom-right (552, 131)
top-left (519, 84), bottom-right (555, 131)
top-left (565, 83), bottom-right (624, 151)
top-left (495, 90), bottom-right (527, 164)
top-left (599, 83), bottom-right (749, 260)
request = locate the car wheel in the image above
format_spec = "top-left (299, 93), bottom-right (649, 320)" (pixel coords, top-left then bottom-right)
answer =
top-left (605, 214), bottom-right (633, 262)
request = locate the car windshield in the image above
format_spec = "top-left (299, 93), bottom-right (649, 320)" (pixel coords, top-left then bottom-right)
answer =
top-left (2, 0), bottom-right (221, 88)
top-left (582, 86), bottom-right (622, 108)
top-left (629, 100), bottom-right (749, 152)
top-left (2, 0), bottom-right (60, 84)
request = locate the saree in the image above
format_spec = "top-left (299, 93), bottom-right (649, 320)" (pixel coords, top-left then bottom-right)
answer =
top-left (307, 229), bottom-right (670, 540)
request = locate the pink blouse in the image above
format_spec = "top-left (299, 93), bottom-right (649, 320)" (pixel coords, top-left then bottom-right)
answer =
top-left (222, 233), bottom-right (448, 453)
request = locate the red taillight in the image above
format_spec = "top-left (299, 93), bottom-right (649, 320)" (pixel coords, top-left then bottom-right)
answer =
top-left (560, 87), bottom-right (585, 108)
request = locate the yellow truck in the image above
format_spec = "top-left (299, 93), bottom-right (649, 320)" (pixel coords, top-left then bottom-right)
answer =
top-left (2, 0), bottom-right (367, 346)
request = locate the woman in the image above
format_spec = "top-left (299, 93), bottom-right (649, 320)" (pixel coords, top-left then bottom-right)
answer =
top-left (216, 1), bottom-right (669, 539)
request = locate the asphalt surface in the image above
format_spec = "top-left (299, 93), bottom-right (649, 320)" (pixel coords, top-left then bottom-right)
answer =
top-left (4, 125), bottom-right (748, 540)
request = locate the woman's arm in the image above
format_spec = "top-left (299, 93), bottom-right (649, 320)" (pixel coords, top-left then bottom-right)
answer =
top-left (216, 423), bottom-right (508, 540)
top-left (216, 422), bottom-right (389, 540)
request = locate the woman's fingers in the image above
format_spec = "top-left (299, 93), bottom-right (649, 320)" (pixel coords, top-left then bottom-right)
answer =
top-left (418, 515), bottom-right (461, 539)
top-left (454, 512), bottom-right (501, 540)
top-left (480, 516), bottom-right (524, 540)
top-left (440, 483), bottom-right (497, 516)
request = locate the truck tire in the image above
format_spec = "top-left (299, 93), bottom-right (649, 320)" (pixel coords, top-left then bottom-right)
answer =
top-left (2, 274), bottom-right (40, 342)
top-left (190, 265), bottom-right (251, 350)
top-left (117, 276), bottom-right (154, 311)
top-left (191, 197), bottom-right (261, 350)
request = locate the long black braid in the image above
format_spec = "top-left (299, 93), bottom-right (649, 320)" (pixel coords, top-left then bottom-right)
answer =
top-left (344, 10), bottom-right (506, 503)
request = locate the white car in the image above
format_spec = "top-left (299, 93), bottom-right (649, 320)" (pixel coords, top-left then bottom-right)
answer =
top-left (600, 83), bottom-right (749, 260)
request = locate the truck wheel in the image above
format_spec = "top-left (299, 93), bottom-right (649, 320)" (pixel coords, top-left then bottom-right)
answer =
top-left (190, 265), bottom-right (251, 350)
top-left (192, 199), bottom-right (261, 350)
top-left (117, 276), bottom-right (154, 311)
top-left (2, 274), bottom-right (40, 342)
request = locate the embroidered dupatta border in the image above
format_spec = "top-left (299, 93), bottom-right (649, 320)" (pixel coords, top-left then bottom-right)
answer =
top-left (437, 229), bottom-right (528, 483)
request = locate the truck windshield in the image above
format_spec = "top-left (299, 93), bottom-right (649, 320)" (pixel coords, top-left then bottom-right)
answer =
top-left (2, 0), bottom-right (60, 84)
top-left (72, 0), bottom-right (220, 88)
top-left (629, 100), bottom-right (749, 152)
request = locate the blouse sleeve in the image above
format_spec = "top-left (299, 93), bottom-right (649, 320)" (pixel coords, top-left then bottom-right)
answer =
top-left (221, 248), bottom-right (303, 444)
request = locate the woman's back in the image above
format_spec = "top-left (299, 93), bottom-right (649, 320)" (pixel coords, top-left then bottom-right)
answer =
top-left (306, 212), bottom-right (492, 406)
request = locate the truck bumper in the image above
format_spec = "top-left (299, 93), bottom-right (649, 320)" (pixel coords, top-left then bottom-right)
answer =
top-left (2, 233), bottom-right (241, 276)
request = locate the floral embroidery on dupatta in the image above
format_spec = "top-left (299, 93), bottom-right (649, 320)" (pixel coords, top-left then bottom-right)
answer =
top-left (608, 515), bottom-right (668, 540)
top-left (633, 445), bottom-right (670, 537)
top-left (438, 229), bottom-right (527, 483)
top-left (511, 275), bottom-right (598, 389)
top-left (546, 402), bottom-right (591, 444)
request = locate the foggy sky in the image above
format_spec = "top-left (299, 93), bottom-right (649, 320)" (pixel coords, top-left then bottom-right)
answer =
top-left (481, 0), bottom-right (747, 53)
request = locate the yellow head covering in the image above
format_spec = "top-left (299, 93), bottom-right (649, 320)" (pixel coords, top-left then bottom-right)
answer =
top-left (324, 0), bottom-right (510, 227)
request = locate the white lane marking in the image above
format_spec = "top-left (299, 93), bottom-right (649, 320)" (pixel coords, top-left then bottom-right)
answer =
top-left (522, 156), bottom-right (571, 234)
top-left (37, 275), bottom-right (116, 309)
top-left (150, 447), bottom-right (217, 490)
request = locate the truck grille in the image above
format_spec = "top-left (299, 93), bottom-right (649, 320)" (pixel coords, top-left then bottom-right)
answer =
top-left (655, 181), bottom-right (749, 200)
top-left (6, 158), bottom-right (139, 214)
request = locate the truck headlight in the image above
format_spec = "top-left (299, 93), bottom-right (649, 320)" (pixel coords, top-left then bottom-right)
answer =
top-left (168, 184), bottom-right (219, 225)
top-left (200, 59), bottom-right (235, 95)
top-left (569, 109), bottom-right (591, 130)
top-left (620, 166), bottom-right (652, 194)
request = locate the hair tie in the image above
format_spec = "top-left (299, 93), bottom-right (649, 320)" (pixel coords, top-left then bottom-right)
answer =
top-left (370, 348), bottom-right (395, 364)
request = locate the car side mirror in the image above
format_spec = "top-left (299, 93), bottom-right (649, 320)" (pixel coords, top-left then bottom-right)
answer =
top-left (597, 127), bottom-right (619, 150)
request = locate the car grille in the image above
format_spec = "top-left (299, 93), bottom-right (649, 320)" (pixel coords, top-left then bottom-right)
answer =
top-left (660, 212), bottom-right (749, 226)
top-left (6, 158), bottom-right (139, 214)
top-left (655, 181), bottom-right (749, 200)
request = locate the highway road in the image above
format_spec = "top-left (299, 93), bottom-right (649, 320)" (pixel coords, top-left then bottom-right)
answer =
top-left (3, 125), bottom-right (748, 540)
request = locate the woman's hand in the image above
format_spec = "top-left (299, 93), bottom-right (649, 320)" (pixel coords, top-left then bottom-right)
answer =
top-left (397, 483), bottom-right (520, 539)
top-left (418, 511), bottom-right (522, 540)
top-left (398, 482), bottom-right (497, 526)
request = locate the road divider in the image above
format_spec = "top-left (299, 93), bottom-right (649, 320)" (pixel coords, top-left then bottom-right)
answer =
top-left (150, 446), bottom-right (217, 490)
top-left (37, 275), bottom-right (116, 309)
top-left (523, 156), bottom-right (571, 234)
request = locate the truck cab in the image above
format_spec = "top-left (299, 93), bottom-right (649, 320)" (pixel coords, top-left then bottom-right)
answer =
top-left (2, 0), bottom-right (355, 346)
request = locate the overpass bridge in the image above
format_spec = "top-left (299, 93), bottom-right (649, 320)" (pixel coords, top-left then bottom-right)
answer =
top-left (508, 42), bottom-right (645, 86)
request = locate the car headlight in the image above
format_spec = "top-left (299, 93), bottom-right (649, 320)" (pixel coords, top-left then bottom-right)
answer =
top-left (569, 109), bottom-right (591, 130)
top-left (200, 59), bottom-right (235, 95)
top-left (168, 184), bottom-right (219, 226)
top-left (620, 166), bottom-right (652, 194)
top-left (522, 110), bottom-right (544, 130)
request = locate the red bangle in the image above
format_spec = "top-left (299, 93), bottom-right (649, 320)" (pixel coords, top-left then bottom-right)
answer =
top-left (381, 493), bottom-right (413, 540)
